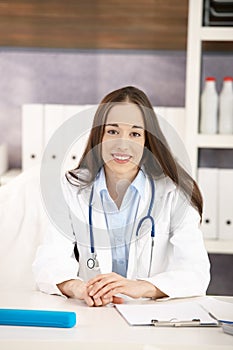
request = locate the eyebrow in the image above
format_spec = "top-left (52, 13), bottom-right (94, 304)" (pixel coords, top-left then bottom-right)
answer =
top-left (105, 123), bottom-right (144, 129)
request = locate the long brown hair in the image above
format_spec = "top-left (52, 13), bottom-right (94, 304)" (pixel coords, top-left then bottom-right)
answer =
top-left (67, 86), bottom-right (203, 219)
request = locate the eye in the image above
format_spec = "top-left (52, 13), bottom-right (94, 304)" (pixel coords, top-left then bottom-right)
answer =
top-left (130, 132), bottom-right (142, 137)
top-left (106, 129), bottom-right (119, 135)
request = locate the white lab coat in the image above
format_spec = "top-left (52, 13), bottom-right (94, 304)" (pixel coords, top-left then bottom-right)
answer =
top-left (32, 172), bottom-right (210, 299)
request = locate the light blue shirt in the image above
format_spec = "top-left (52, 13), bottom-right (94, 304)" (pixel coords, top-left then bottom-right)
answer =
top-left (95, 168), bottom-right (146, 277)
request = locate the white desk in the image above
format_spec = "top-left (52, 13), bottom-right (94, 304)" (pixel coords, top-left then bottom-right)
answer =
top-left (0, 290), bottom-right (232, 350)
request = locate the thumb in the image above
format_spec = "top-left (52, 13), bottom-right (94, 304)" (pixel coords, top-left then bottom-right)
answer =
top-left (112, 296), bottom-right (124, 304)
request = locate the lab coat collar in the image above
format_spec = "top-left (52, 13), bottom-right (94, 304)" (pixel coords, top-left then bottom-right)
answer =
top-left (136, 174), bottom-right (175, 217)
top-left (127, 175), bottom-right (176, 278)
top-left (155, 175), bottom-right (176, 198)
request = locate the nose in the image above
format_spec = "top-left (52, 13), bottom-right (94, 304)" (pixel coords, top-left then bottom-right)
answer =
top-left (115, 136), bottom-right (131, 150)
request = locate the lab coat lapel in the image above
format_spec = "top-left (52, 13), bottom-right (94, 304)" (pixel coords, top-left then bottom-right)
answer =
top-left (127, 177), bottom-right (150, 278)
top-left (127, 176), bottom-right (175, 279)
top-left (90, 187), bottom-right (112, 274)
top-left (78, 186), bottom-right (112, 274)
top-left (136, 175), bottom-right (175, 223)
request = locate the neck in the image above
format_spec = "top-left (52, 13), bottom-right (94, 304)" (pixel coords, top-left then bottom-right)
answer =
top-left (104, 166), bottom-right (139, 208)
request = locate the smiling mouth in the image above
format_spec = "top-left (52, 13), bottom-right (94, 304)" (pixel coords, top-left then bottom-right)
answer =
top-left (112, 153), bottom-right (132, 163)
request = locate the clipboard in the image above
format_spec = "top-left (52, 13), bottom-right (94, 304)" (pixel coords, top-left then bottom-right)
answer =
top-left (114, 301), bottom-right (219, 327)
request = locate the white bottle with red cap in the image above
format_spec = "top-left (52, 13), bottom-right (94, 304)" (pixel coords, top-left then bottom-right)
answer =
top-left (219, 76), bottom-right (233, 134)
top-left (200, 77), bottom-right (218, 134)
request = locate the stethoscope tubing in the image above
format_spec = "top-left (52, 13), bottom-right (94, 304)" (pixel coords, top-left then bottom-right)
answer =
top-left (88, 176), bottom-right (156, 273)
top-left (88, 183), bottom-right (95, 254)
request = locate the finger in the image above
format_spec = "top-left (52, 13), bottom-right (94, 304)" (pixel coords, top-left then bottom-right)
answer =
top-left (102, 286), bottom-right (124, 299)
top-left (89, 276), bottom-right (121, 296)
top-left (88, 281), bottom-right (105, 297)
top-left (100, 296), bottom-right (113, 306)
top-left (86, 274), bottom-right (106, 287)
top-left (87, 273), bottom-right (118, 287)
top-left (86, 284), bottom-right (94, 295)
top-left (83, 288), bottom-right (94, 307)
top-left (88, 281), bottom-right (107, 297)
top-left (84, 295), bottom-right (94, 307)
top-left (93, 295), bottom-right (103, 307)
top-left (91, 283), bottom-right (115, 299)
top-left (92, 281), bottom-right (122, 299)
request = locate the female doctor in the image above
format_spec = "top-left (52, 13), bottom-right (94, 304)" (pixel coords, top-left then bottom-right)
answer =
top-left (33, 86), bottom-right (210, 307)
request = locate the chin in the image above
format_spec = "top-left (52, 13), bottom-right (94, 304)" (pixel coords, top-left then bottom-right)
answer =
top-left (106, 162), bottom-right (139, 177)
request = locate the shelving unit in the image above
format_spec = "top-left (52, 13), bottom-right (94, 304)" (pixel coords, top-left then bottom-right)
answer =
top-left (185, 0), bottom-right (233, 254)
top-left (185, 0), bottom-right (233, 175)
top-left (196, 134), bottom-right (233, 148)
top-left (200, 27), bottom-right (233, 41)
top-left (204, 239), bottom-right (233, 254)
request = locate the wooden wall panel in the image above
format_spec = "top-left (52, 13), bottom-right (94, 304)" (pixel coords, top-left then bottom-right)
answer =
top-left (0, 0), bottom-right (188, 50)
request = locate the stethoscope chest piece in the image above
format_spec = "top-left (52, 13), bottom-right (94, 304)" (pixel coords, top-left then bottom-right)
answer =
top-left (87, 254), bottom-right (99, 270)
top-left (87, 258), bottom-right (95, 269)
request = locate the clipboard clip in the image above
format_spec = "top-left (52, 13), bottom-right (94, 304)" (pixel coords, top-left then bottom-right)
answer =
top-left (151, 318), bottom-right (201, 327)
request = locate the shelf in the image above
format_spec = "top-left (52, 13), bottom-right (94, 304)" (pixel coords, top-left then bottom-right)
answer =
top-left (196, 134), bottom-right (233, 148)
top-left (200, 27), bottom-right (233, 41)
top-left (204, 239), bottom-right (233, 254)
top-left (0, 168), bottom-right (21, 186)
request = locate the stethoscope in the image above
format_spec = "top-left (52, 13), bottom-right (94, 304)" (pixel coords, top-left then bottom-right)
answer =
top-left (86, 177), bottom-right (156, 277)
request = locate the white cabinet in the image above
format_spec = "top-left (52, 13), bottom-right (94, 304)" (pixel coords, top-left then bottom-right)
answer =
top-left (185, 0), bottom-right (233, 253)
top-left (218, 169), bottom-right (233, 241)
top-left (198, 168), bottom-right (219, 240)
top-left (22, 104), bottom-right (44, 170)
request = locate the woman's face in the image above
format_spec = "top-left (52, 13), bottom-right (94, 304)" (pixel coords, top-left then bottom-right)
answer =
top-left (102, 103), bottom-right (145, 179)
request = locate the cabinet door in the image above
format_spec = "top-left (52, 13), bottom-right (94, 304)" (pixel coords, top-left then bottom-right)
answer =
top-left (198, 168), bottom-right (219, 239)
top-left (22, 104), bottom-right (44, 171)
top-left (62, 105), bottom-right (97, 171)
top-left (219, 169), bottom-right (233, 240)
top-left (44, 104), bottom-right (64, 146)
top-left (0, 144), bottom-right (8, 176)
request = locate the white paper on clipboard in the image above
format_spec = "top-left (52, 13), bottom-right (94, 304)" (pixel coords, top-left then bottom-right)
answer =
top-left (114, 301), bottom-right (218, 326)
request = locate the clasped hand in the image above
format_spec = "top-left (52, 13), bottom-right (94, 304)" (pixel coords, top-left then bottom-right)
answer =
top-left (84, 272), bottom-right (157, 306)
top-left (57, 273), bottom-right (163, 306)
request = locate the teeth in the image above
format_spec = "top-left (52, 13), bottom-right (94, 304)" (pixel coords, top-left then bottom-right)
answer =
top-left (113, 154), bottom-right (130, 161)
